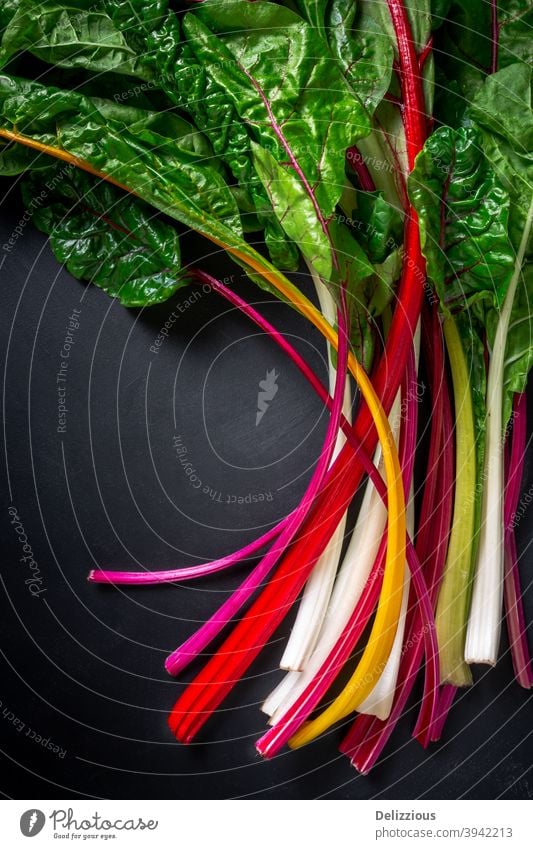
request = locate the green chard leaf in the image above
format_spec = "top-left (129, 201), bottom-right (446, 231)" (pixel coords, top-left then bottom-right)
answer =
top-left (0, 0), bottom-right (20, 30)
top-left (469, 64), bottom-right (533, 253)
top-left (430, 0), bottom-right (452, 29)
top-left (181, 2), bottom-right (370, 284)
top-left (470, 64), bottom-right (533, 156)
top-left (499, 262), bottom-right (533, 420)
top-left (158, 7), bottom-right (300, 270)
top-left (288, 1), bottom-right (401, 206)
top-left (350, 190), bottom-right (403, 263)
top-left (0, 72), bottom-right (304, 308)
top-left (0, 1), bottom-right (153, 80)
top-left (181, 0), bottom-right (399, 365)
top-left (483, 199), bottom-right (533, 429)
top-left (293, 0), bottom-right (394, 114)
top-left (0, 136), bottom-right (53, 174)
top-left (332, 0), bottom-right (432, 200)
top-left (404, 0), bottom-right (433, 48)
top-left (434, 1), bottom-right (532, 125)
top-left (408, 125), bottom-right (515, 314)
top-left (348, 0), bottom-right (433, 109)
top-left (100, 0), bottom-right (168, 53)
top-left (107, 0), bottom-right (183, 83)
top-left (470, 63), bottom-right (533, 421)
top-left (21, 165), bottom-right (186, 306)
top-left (496, 1), bottom-right (533, 70)
top-left (442, 0), bottom-right (533, 74)
top-left (0, 73), bottom-right (244, 248)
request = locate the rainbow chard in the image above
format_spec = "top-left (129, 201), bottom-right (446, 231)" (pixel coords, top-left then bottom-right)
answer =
top-left (1, 0), bottom-right (531, 774)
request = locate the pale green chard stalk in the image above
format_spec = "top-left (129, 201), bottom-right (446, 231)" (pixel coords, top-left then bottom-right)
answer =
top-left (436, 316), bottom-right (477, 685)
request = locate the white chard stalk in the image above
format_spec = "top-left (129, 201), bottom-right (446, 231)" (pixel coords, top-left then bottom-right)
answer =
top-left (280, 272), bottom-right (352, 671)
top-left (466, 196), bottom-right (533, 666)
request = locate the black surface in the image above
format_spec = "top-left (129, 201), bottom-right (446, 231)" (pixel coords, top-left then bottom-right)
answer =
top-left (1, 183), bottom-right (532, 800)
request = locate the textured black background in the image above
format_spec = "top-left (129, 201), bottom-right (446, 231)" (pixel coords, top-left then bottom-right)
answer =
top-left (0, 181), bottom-right (532, 800)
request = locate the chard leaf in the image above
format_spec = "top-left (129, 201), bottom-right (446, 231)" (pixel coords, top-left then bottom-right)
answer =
top-left (252, 142), bottom-right (376, 308)
top-left (0, 137), bottom-right (53, 174)
top-left (83, 97), bottom-right (217, 166)
top-left (408, 125), bottom-right (515, 314)
top-left (350, 190), bottom-right (403, 263)
top-left (183, 0), bottom-right (391, 360)
top-left (431, 0), bottom-right (452, 29)
top-left (109, 0), bottom-right (182, 82)
top-left (479, 132), bottom-right (533, 260)
top-left (340, 245), bottom-right (402, 369)
top-left (168, 13), bottom-right (299, 269)
top-left (369, 247), bottom-right (403, 313)
top-left (251, 143), bottom-right (333, 283)
top-left (342, 275), bottom-right (399, 370)
top-left (440, 0), bottom-right (533, 74)
top-left (470, 65), bottom-right (533, 426)
top-left (182, 2), bottom-right (370, 282)
top-left (0, 0), bottom-right (20, 30)
top-left (434, 1), bottom-right (533, 124)
top-left (498, 263), bottom-right (533, 421)
top-left (0, 73), bottom-right (300, 306)
top-left (293, 0), bottom-right (393, 114)
top-left (483, 210), bottom-right (533, 428)
top-left (403, 0), bottom-right (433, 49)
top-left (470, 64), bottom-right (533, 155)
top-left (0, 74), bottom-right (244, 250)
top-left (322, 0), bottom-right (431, 53)
top-left (0, 1), bottom-right (152, 80)
top-left (22, 165), bottom-right (185, 306)
top-left (496, 0), bottom-right (533, 70)
top-left (100, 0), bottom-right (169, 55)
top-left (471, 64), bottom-right (533, 254)
top-left (328, 215), bottom-right (376, 302)
top-left (327, 217), bottom-right (387, 370)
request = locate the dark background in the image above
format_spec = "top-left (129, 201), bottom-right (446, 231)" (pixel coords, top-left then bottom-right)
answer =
top-left (1, 180), bottom-right (532, 800)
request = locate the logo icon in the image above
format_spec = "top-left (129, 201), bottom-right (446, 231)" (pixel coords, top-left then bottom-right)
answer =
top-left (256, 368), bottom-right (279, 425)
top-left (20, 810), bottom-right (46, 837)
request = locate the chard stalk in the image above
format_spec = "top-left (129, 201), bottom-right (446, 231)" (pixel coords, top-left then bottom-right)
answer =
top-left (357, 492), bottom-right (413, 720)
top-left (465, 196), bottom-right (533, 666)
top-left (356, 129), bottom-right (402, 209)
top-left (280, 267), bottom-right (352, 672)
top-left (355, 321), bottom-right (421, 721)
top-left (435, 317), bottom-right (477, 685)
top-left (503, 393), bottom-right (533, 688)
